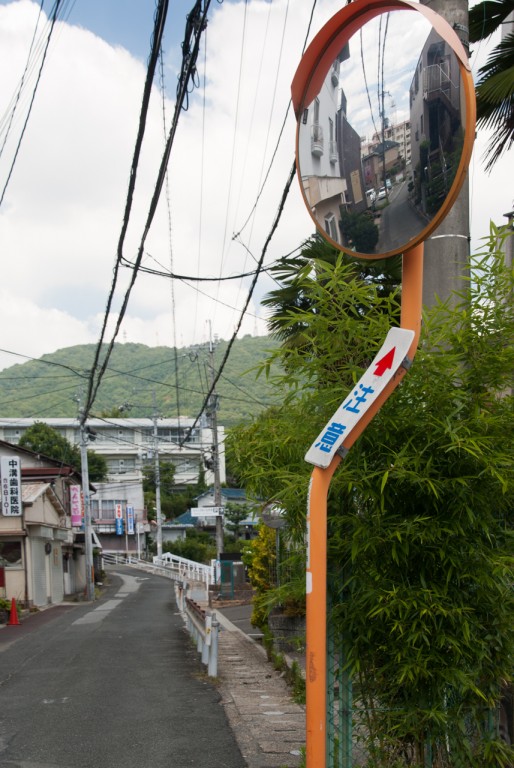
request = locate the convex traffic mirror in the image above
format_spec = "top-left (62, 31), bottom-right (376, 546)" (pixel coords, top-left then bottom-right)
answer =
top-left (292, 0), bottom-right (475, 260)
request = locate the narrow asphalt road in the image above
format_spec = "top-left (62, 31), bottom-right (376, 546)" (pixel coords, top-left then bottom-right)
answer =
top-left (0, 568), bottom-right (245, 768)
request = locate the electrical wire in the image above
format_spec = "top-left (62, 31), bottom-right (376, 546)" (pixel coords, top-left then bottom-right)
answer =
top-left (193, 25), bottom-right (208, 341)
top-left (180, 160), bottom-right (296, 445)
top-left (0, 0), bottom-right (45, 163)
top-left (82, 0), bottom-right (213, 426)
top-left (158, 44), bottom-right (182, 436)
top-left (0, 0), bottom-right (65, 207)
top-left (82, 0), bottom-right (170, 423)
top-left (215, 0), bottom-right (249, 309)
top-left (125, 252), bottom-right (261, 280)
top-left (232, 0), bottom-right (319, 241)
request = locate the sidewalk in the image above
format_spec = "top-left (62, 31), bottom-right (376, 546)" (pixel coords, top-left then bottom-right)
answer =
top-left (214, 603), bottom-right (305, 768)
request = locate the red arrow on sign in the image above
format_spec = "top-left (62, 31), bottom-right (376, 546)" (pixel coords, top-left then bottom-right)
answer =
top-left (374, 347), bottom-right (396, 376)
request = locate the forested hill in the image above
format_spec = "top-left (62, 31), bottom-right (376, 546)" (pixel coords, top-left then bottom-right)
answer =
top-left (0, 335), bottom-right (282, 428)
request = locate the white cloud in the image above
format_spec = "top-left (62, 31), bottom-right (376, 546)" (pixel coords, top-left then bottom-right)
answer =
top-left (0, 0), bottom-right (511, 380)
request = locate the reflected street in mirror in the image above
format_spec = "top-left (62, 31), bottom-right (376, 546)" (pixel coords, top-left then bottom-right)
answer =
top-left (298, 10), bottom-right (466, 257)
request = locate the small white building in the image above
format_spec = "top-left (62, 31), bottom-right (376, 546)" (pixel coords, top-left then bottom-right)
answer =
top-left (0, 441), bottom-right (90, 607)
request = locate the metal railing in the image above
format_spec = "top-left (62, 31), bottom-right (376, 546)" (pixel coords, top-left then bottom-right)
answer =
top-left (178, 587), bottom-right (219, 678)
top-left (153, 552), bottom-right (214, 584)
top-left (102, 552), bottom-right (212, 601)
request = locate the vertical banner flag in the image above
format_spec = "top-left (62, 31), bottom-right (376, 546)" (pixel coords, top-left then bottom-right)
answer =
top-left (126, 505), bottom-right (135, 535)
top-left (70, 485), bottom-right (83, 527)
top-left (1, 456), bottom-right (22, 516)
top-left (115, 503), bottom-right (124, 535)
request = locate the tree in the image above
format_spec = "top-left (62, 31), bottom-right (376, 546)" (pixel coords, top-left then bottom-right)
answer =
top-left (224, 502), bottom-right (256, 540)
top-left (339, 209), bottom-right (379, 253)
top-left (18, 421), bottom-right (107, 482)
top-left (227, 227), bottom-right (514, 765)
top-left (161, 529), bottom-right (216, 564)
top-left (469, 0), bottom-right (514, 170)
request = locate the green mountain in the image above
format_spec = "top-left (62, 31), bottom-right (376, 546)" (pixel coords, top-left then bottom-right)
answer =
top-left (0, 336), bottom-right (281, 428)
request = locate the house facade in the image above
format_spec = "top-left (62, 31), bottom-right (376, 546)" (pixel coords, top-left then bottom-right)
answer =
top-left (0, 441), bottom-right (91, 607)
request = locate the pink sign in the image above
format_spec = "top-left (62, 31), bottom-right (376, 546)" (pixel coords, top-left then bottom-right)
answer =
top-left (70, 485), bottom-right (83, 527)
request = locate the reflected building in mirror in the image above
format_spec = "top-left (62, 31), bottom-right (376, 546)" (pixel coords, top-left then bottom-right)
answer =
top-left (299, 45), bottom-right (366, 247)
top-left (361, 139), bottom-right (401, 193)
top-left (409, 28), bottom-right (464, 217)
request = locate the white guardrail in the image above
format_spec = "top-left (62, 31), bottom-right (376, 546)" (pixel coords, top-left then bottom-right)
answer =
top-left (153, 552), bottom-right (215, 584)
top-left (176, 583), bottom-right (220, 678)
top-left (102, 553), bottom-right (213, 592)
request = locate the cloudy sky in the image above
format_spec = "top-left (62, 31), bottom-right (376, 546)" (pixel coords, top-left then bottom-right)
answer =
top-left (0, 0), bottom-right (511, 374)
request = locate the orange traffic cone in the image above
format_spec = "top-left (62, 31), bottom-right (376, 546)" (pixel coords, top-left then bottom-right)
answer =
top-left (7, 597), bottom-right (20, 626)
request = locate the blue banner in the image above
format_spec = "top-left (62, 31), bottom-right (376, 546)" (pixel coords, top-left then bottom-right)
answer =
top-left (116, 517), bottom-right (124, 535)
top-left (126, 506), bottom-right (134, 535)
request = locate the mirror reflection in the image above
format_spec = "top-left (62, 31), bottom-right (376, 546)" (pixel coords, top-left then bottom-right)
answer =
top-left (298, 11), bottom-right (466, 256)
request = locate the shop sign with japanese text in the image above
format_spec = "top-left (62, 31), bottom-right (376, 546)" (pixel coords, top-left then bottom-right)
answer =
top-left (1, 456), bottom-right (22, 516)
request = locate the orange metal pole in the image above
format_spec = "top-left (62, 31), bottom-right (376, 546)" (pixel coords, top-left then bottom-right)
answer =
top-left (305, 243), bottom-right (423, 767)
top-left (305, 459), bottom-right (339, 767)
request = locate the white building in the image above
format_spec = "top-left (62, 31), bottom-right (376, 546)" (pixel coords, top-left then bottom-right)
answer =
top-left (364, 119), bottom-right (412, 170)
top-left (0, 418), bottom-right (225, 555)
top-left (299, 57), bottom-right (347, 244)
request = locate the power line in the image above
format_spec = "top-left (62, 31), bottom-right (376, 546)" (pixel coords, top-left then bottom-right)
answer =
top-left (180, 160), bottom-right (296, 445)
top-left (0, 0), bottom-right (66, 207)
top-left (158, 43), bottom-right (182, 435)
top-left (232, 0), bottom-right (318, 241)
top-left (0, 0), bottom-right (45, 162)
top-left (82, 0), bottom-right (213, 425)
top-left (82, 0), bottom-right (171, 423)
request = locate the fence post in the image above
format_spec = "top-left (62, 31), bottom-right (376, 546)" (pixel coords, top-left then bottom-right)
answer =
top-left (208, 614), bottom-right (219, 678)
top-left (202, 614), bottom-right (212, 665)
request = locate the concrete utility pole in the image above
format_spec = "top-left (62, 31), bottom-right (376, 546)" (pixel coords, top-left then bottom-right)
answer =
top-left (207, 324), bottom-right (223, 560)
top-left (152, 395), bottom-right (163, 559)
top-left (421, 0), bottom-right (470, 308)
top-left (79, 422), bottom-right (95, 602)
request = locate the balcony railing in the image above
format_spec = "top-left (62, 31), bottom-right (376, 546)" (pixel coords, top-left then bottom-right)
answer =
top-left (311, 123), bottom-right (324, 157)
top-left (423, 62), bottom-right (451, 96)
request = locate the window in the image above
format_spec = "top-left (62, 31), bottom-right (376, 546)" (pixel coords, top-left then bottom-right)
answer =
top-left (97, 428), bottom-right (125, 444)
top-left (4, 429), bottom-right (22, 444)
top-left (157, 427), bottom-right (200, 445)
top-left (324, 214), bottom-right (339, 243)
top-left (107, 458), bottom-right (135, 474)
top-left (313, 97), bottom-right (320, 124)
top-left (0, 540), bottom-right (22, 568)
top-left (140, 428), bottom-right (153, 443)
top-left (99, 500), bottom-right (127, 519)
top-left (174, 459), bottom-right (199, 474)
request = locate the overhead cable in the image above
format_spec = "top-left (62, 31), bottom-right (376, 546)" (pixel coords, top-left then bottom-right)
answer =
top-left (82, 0), bottom-right (170, 423)
top-left (232, 0), bottom-right (318, 241)
top-left (180, 160), bottom-right (296, 445)
top-left (82, 0), bottom-right (212, 426)
top-left (0, 0), bottom-right (65, 207)
top-left (0, 0), bottom-right (45, 162)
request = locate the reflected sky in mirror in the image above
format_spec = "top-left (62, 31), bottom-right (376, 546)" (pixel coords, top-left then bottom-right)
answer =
top-left (298, 11), bottom-right (465, 257)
